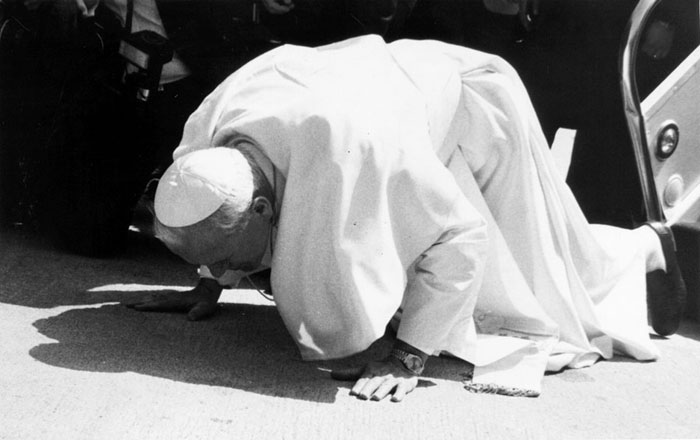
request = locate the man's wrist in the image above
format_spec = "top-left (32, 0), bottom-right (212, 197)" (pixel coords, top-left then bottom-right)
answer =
top-left (390, 339), bottom-right (429, 375)
top-left (393, 339), bottom-right (429, 362)
top-left (197, 278), bottom-right (224, 301)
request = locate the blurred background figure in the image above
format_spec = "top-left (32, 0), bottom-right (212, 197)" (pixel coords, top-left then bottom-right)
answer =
top-left (0, 0), bottom-right (419, 256)
top-left (0, 0), bottom-right (276, 255)
top-left (257, 0), bottom-right (417, 45)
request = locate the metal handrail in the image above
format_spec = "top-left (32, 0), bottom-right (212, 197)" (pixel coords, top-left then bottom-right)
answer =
top-left (620, 0), bottom-right (665, 222)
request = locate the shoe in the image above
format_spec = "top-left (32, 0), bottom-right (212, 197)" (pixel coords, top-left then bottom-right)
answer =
top-left (646, 221), bottom-right (687, 336)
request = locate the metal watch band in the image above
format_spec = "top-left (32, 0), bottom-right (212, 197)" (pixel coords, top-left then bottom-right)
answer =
top-left (390, 348), bottom-right (425, 375)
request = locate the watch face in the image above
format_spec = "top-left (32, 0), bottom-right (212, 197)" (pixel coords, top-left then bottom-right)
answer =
top-left (405, 355), bottom-right (424, 373)
top-left (392, 349), bottom-right (425, 374)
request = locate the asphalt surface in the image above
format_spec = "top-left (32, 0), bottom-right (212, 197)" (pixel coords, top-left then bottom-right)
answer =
top-left (2, 225), bottom-right (700, 440)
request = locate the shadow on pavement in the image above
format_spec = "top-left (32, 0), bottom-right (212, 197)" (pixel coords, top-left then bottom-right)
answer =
top-left (29, 302), bottom-right (346, 403)
top-left (5, 227), bottom-right (457, 402)
top-left (0, 226), bottom-right (198, 309)
top-left (29, 300), bottom-right (466, 402)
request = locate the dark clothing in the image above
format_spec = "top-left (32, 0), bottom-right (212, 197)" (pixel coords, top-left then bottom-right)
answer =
top-left (0, 0), bottom-right (215, 253)
top-left (259, 0), bottom-right (416, 46)
top-left (39, 71), bottom-right (207, 255)
top-left (155, 0), bottom-right (278, 90)
top-left (0, 0), bottom-right (115, 227)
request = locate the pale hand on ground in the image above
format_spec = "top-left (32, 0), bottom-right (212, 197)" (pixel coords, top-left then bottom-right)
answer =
top-left (331, 357), bottom-right (419, 402)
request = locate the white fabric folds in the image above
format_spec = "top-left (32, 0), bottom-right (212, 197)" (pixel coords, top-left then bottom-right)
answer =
top-left (172, 36), bottom-right (658, 395)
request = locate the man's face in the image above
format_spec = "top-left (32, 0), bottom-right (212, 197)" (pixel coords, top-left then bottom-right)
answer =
top-left (169, 208), bottom-right (271, 278)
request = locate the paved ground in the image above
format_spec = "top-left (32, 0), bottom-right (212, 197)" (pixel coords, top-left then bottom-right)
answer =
top-left (2, 225), bottom-right (700, 440)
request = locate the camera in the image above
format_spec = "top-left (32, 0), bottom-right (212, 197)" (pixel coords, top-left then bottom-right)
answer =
top-left (119, 30), bottom-right (173, 101)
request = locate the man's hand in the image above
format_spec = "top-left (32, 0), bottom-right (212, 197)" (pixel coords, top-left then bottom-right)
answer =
top-left (331, 356), bottom-right (419, 402)
top-left (124, 278), bottom-right (223, 321)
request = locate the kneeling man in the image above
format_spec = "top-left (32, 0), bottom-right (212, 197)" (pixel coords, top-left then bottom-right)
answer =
top-left (132, 36), bottom-right (686, 401)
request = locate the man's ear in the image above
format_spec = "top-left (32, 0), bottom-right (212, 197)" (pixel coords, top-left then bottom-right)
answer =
top-left (251, 196), bottom-right (274, 220)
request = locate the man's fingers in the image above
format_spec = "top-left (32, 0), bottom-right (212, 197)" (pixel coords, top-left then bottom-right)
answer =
top-left (350, 376), bottom-right (370, 397)
top-left (337, 359), bottom-right (419, 402)
top-left (371, 380), bottom-right (397, 401)
top-left (390, 379), bottom-right (417, 402)
top-left (187, 302), bottom-right (218, 321)
top-left (357, 376), bottom-right (386, 400)
top-left (330, 366), bottom-right (364, 382)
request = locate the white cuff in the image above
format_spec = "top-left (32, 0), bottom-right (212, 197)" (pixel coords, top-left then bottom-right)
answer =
top-left (198, 265), bottom-right (245, 288)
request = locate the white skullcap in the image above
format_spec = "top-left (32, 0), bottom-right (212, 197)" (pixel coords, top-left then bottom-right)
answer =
top-left (154, 147), bottom-right (254, 227)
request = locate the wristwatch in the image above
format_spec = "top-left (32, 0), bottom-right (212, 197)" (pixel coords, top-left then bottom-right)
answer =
top-left (390, 348), bottom-right (425, 375)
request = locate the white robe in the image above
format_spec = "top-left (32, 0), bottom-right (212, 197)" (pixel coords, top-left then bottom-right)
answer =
top-left (174, 36), bottom-right (658, 394)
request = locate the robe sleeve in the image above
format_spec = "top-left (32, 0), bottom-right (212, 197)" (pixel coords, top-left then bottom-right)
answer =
top-left (396, 196), bottom-right (488, 357)
top-left (197, 265), bottom-right (244, 288)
